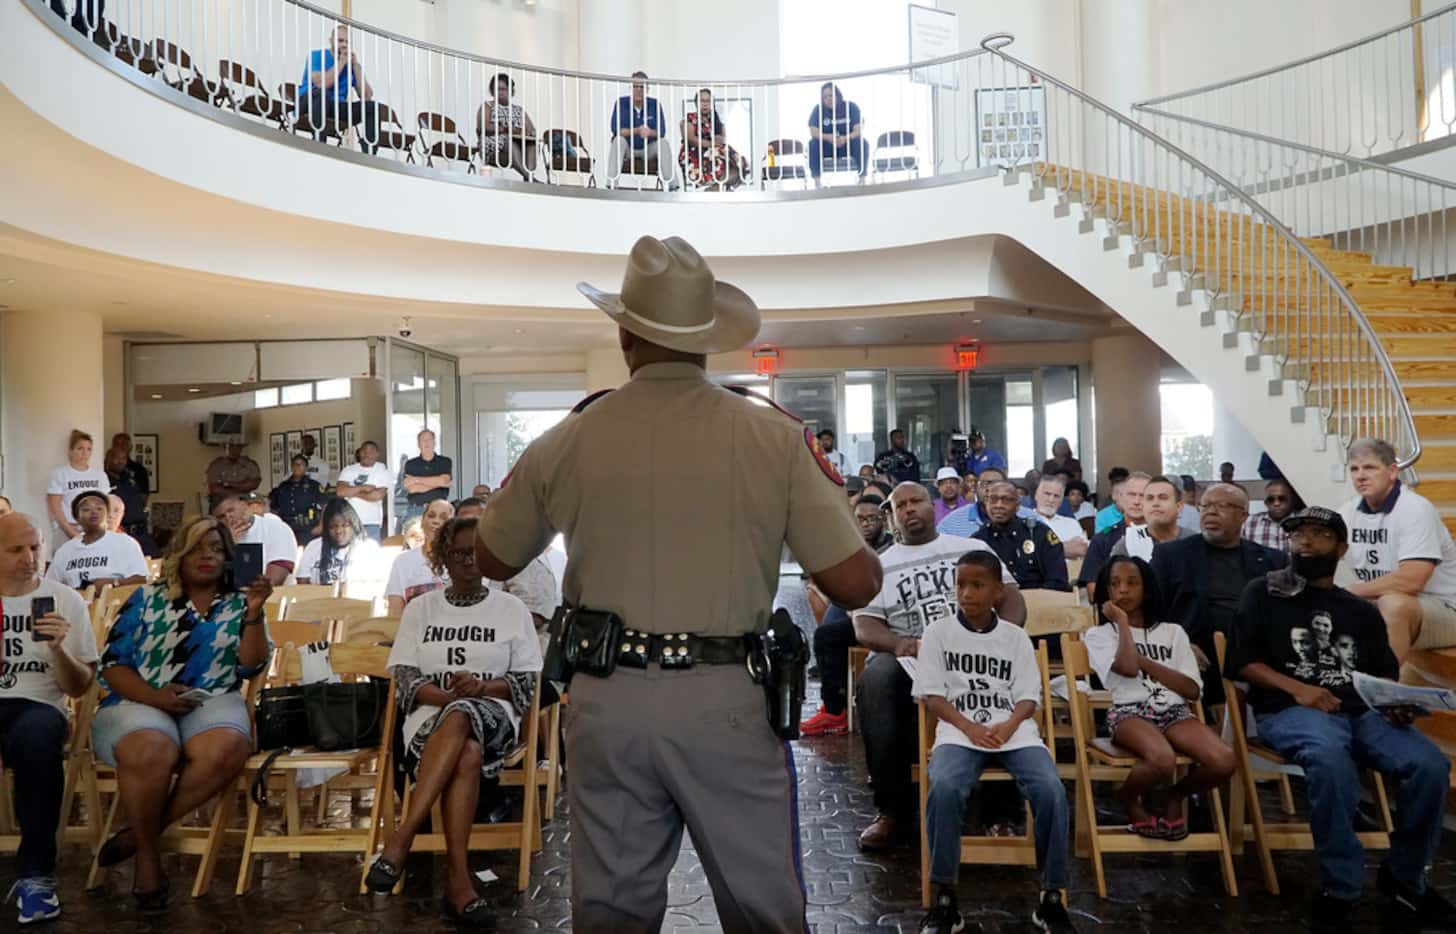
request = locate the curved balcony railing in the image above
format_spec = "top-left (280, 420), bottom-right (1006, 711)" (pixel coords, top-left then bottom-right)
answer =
top-left (1135, 2), bottom-right (1456, 161)
top-left (32, 0), bottom-right (1017, 197)
top-left (29, 1), bottom-right (1420, 469)
top-left (979, 36), bottom-right (1420, 471)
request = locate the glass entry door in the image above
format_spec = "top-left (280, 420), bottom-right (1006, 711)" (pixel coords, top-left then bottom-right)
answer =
top-left (891, 373), bottom-right (958, 481)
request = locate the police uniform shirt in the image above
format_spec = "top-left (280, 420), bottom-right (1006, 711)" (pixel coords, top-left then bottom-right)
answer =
top-left (0, 578), bottom-right (99, 711)
top-left (107, 460), bottom-right (150, 525)
top-left (476, 362), bottom-right (865, 637)
top-left (1341, 482), bottom-right (1456, 601)
top-left (911, 613), bottom-right (1042, 753)
top-left (44, 531), bottom-right (148, 589)
top-left (973, 518), bottom-right (1069, 591)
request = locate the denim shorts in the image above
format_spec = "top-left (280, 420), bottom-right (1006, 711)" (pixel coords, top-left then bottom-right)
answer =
top-left (92, 690), bottom-right (252, 766)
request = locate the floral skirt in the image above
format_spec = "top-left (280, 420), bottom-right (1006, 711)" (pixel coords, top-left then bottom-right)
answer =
top-left (403, 697), bottom-right (517, 780)
top-left (1107, 700), bottom-right (1194, 736)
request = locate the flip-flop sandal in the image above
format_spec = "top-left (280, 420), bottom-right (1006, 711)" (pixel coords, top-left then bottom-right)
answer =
top-left (1160, 817), bottom-right (1190, 841)
top-left (98, 828), bottom-right (138, 867)
top-left (1126, 818), bottom-right (1164, 839)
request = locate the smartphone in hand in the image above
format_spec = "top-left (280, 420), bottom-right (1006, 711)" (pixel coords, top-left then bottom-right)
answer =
top-left (30, 596), bottom-right (56, 641)
top-left (233, 542), bottom-right (265, 589)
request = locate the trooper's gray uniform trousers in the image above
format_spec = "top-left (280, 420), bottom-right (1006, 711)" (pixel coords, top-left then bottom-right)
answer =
top-left (564, 663), bottom-right (807, 934)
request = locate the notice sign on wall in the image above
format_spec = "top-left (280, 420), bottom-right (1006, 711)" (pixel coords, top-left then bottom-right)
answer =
top-left (909, 4), bottom-right (959, 89)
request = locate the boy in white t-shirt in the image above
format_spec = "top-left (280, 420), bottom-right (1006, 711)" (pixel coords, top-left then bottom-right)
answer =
top-left (0, 513), bottom-right (100, 923)
top-left (44, 490), bottom-right (148, 591)
top-left (912, 550), bottom-right (1074, 934)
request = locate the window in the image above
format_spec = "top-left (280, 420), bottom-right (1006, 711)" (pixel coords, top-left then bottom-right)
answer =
top-left (315, 378), bottom-right (351, 401)
top-left (281, 383), bottom-right (314, 405)
top-left (1160, 382), bottom-right (1214, 478)
top-left (253, 388), bottom-right (278, 409)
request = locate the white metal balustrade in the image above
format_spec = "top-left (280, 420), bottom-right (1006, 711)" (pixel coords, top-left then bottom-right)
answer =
top-left (980, 35), bottom-right (1420, 472)
top-left (1135, 2), bottom-right (1456, 162)
top-left (25, 0), bottom-right (1421, 472)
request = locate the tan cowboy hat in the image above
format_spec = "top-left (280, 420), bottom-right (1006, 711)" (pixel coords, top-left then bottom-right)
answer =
top-left (577, 235), bottom-right (760, 354)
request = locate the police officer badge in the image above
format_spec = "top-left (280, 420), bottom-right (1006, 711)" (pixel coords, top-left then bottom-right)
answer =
top-left (1023, 539), bottom-right (1035, 555)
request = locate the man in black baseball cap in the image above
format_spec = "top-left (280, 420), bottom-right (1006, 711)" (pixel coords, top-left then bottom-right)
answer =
top-left (1225, 504), bottom-right (1455, 930)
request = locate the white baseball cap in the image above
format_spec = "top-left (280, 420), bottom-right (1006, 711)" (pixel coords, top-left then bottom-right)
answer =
top-left (935, 467), bottom-right (960, 482)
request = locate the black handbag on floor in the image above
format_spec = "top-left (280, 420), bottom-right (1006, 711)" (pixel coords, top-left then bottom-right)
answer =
top-left (303, 680), bottom-right (390, 751)
top-left (254, 685), bottom-right (310, 751)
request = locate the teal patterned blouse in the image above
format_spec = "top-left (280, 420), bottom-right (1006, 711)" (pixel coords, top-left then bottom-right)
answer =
top-left (99, 583), bottom-right (271, 708)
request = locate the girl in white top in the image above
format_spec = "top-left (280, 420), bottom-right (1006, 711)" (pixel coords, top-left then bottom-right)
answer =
top-left (45, 490), bottom-right (148, 590)
top-left (385, 499), bottom-right (454, 615)
top-left (46, 429), bottom-right (110, 545)
top-left (1082, 555), bottom-right (1235, 839)
top-left (296, 499), bottom-right (383, 587)
top-left (366, 516), bottom-right (541, 924)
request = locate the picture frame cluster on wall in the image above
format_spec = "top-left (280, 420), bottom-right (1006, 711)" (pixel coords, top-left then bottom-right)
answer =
top-left (974, 85), bottom-right (1047, 168)
top-left (132, 434), bottom-right (160, 493)
top-left (268, 425), bottom-right (352, 487)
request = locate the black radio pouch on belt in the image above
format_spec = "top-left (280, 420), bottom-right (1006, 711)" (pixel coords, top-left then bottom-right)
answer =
top-left (554, 608), bottom-right (624, 683)
top-left (746, 609), bottom-right (809, 741)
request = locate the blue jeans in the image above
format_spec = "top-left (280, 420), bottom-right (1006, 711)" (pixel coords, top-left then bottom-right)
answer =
top-left (1257, 705), bottom-right (1450, 899)
top-left (925, 743), bottom-right (1069, 889)
top-left (362, 523), bottom-right (382, 542)
top-left (808, 139), bottom-right (868, 178)
top-left (0, 699), bottom-right (68, 877)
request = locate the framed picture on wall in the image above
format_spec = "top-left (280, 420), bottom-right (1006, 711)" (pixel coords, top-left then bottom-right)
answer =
top-left (286, 431), bottom-right (303, 463)
top-left (342, 422), bottom-right (356, 462)
top-left (132, 434), bottom-right (160, 493)
top-left (323, 425), bottom-right (342, 472)
top-left (973, 85), bottom-right (1046, 169)
top-left (270, 433), bottom-right (287, 488)
top-left (304, 427), bottom-right (322, 460)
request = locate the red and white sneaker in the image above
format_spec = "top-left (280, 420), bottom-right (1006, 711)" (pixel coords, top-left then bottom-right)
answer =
top-left (800, 706), bottom-right (849, 736)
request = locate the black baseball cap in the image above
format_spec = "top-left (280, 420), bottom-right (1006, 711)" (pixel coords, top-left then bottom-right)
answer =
top-left (71, 489), bottom-right (111, 519)
top-left (1281, 506), bottom-right (1347, 543)
top-left (845, 476), bottom-right (866, 494)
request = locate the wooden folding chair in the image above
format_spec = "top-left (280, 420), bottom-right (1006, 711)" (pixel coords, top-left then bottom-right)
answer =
top-left (846, 645), bottom-right (869, 734)
top-left (1060, 632), bottom-right (1238, 898)
top-left (271, 583), bottom-right (340, 604)
top-left (0, 682), bottom-right (103, 856)
top-left (283, 598), bottom-right (377, 633)
top-left (916, 642), bottom-right (1058, 908)
top-left (1026, 605), bottom-right (1096, 782)
top-left (235, 643), bottom-right (397, 895)
top-left (335, 616), bottom-right (402, 646)
top-left (1214, 632), bottom-right (1392, 894)
top-left (389, 675), bottom-right (543, 893)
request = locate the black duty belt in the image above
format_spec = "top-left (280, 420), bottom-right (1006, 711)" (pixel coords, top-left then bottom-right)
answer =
top-left (617, 629), bottom-right (750, 670)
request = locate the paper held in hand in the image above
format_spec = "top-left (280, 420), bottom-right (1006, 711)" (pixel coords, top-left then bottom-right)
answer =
top-left (1351, 671), bottom-right (1456, 714)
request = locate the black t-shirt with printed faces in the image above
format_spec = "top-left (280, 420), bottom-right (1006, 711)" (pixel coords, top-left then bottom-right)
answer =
top-left (1226, 577), bottom-right (1398, 716)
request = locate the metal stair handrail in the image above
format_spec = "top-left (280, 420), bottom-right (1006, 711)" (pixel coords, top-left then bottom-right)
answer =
top-left (981, 34), bottom-right (1421, 470)
top-left (1132, 3), bottom-right (1456, 161)
top-left (1131, 104), bottom-right (1456, 281)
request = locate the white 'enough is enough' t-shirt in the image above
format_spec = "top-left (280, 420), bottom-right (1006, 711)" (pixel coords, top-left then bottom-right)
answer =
top-left (911, 614), bottom-right (1044, 754)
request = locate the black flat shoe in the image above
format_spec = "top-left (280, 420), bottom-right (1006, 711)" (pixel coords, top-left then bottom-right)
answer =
top-left (364, 857), bottom-right (402, 893)
top-left (98, 829), bottom-right (137, 867)
top-left (443, 896), bottom-right (496, 928)
top-left (132, 879), bottom-right (169, 912)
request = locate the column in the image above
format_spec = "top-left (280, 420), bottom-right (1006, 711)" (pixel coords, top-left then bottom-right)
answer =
top-left (1, 308), bottom-right (105, 523)
top-left (579, 0), bottom-right (645, 76)
top-left (585, 346), bottom-right (630, 394)
top-left (1090, 333), bottom-right (1162, 498)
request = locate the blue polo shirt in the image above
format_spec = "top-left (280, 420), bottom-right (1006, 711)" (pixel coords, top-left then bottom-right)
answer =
top-left (937, 501), bottom-right (1045, 538)
top-left (968, 448), bottom-right (1008, 476)
top-left (611, 96), bottom-right (664, 150)
top-left (300, 48), bottom-right (356, 104)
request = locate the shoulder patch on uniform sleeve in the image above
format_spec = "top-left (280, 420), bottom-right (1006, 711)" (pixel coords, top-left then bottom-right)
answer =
top-left (1045, 528), bottom-right (1060, 547)
top-left (804, 426), bottom-right (845, 486)
top-left (724, 385), bottom-right (803, 422)
top-left (571, 388), bottom-right (613, 414)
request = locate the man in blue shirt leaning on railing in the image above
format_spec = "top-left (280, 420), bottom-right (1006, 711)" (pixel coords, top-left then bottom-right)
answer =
top-left (298, 24), bottom-right (381, 154)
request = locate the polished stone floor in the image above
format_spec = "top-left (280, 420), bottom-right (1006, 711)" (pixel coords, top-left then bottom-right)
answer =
top-left (10, 682), bottom-right (1455, 932)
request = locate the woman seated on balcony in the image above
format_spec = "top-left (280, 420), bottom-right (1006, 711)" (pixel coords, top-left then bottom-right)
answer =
top-left (295, 498), bottom-right (383, 588)
top-left (679, 88), bottom-right (746, 191)
top-left (475, 72), bottom-right (537, 181)
top-left (90, 516), bottom-right (272, 909)
top-left (364, 516), bottom-right (542, 926)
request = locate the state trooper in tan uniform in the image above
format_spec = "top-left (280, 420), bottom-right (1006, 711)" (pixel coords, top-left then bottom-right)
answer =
top-left (476, 235), bottom-right (884, 934)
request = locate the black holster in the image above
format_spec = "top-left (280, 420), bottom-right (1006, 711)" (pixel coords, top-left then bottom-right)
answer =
top-left (746, 609), bottom-right (809, 740)
top-left (543, 606), bottom-right (624, 687)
